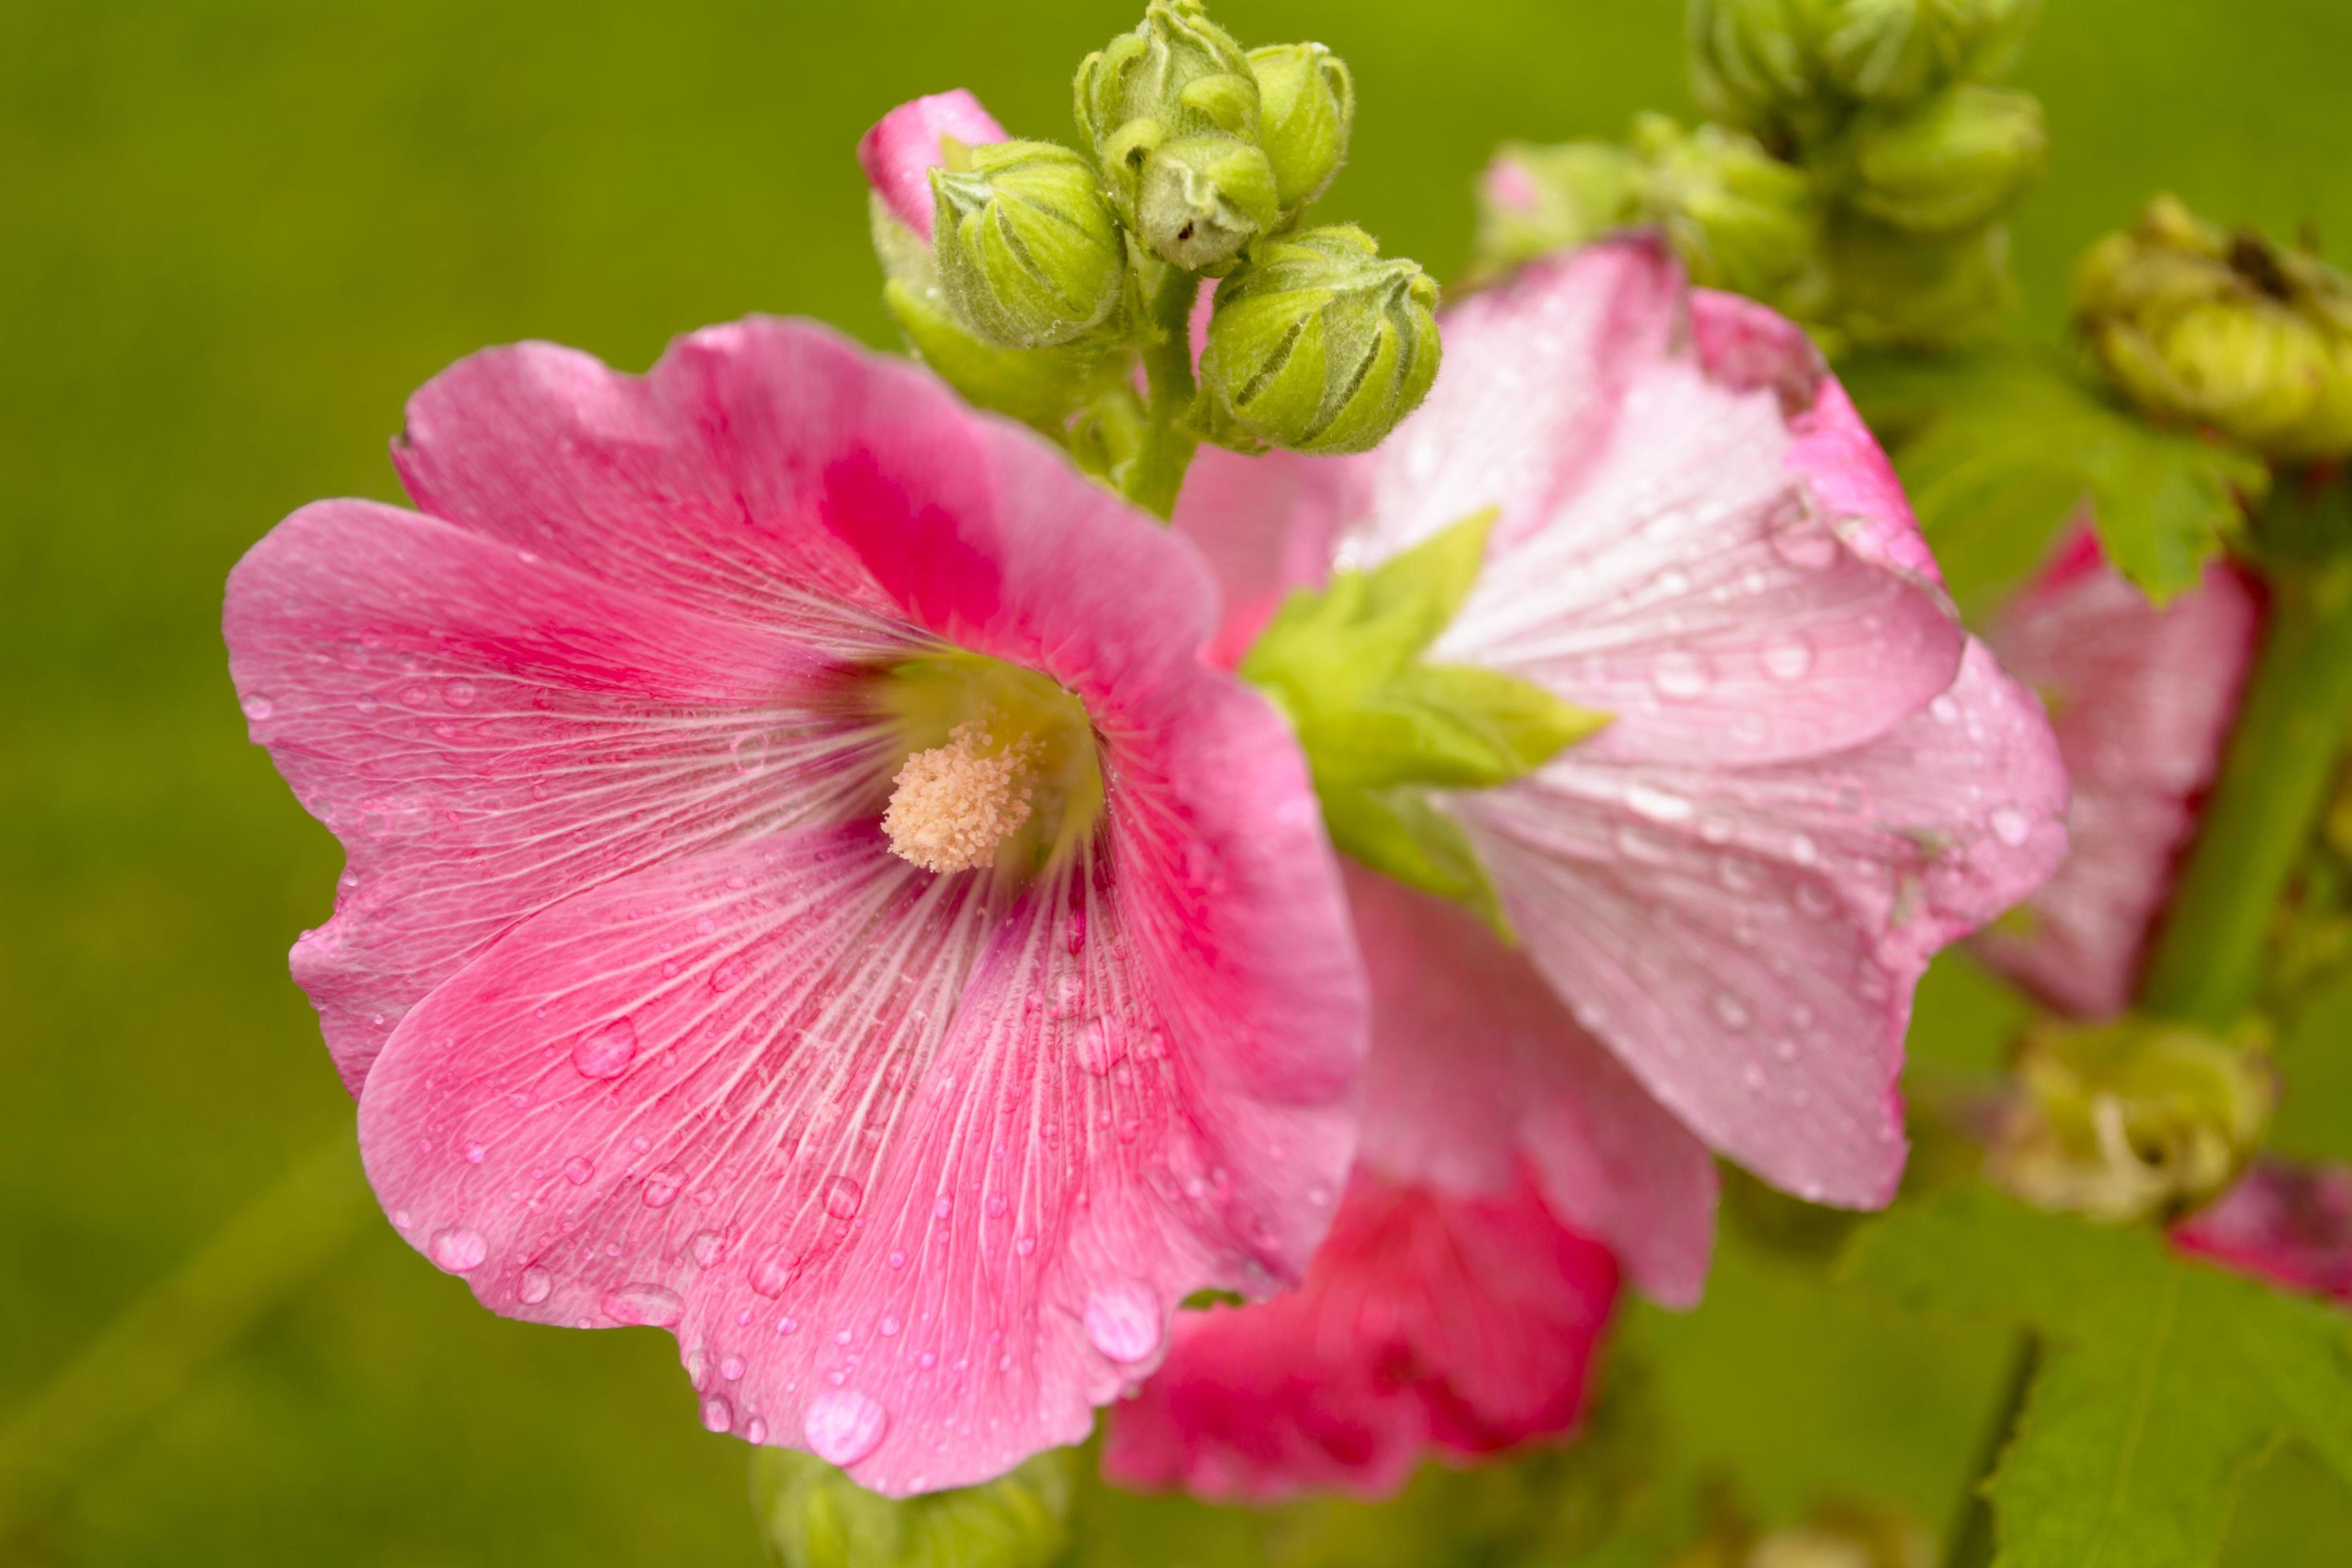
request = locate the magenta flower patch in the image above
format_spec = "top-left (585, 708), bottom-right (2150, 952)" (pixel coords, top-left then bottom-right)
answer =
top-left (224, 320), bottom-right (1366, 1494)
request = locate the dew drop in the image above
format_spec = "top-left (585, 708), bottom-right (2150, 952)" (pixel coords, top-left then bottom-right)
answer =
top-left (239, 693), bottom-right (275, 721)
top-left (1650, 650), bottom-right (1711, 701)
top-left (517, 1265), bottom-right (553, 1304)
top-left (1626, 780), bottom-right (1695, 824)
top-left (1762, 634), bottom-right (1814, 682)
top-left (443, 679), bottom-right (478, 708)
top-left (601, 1283), bottom-right (684, 1327)
top-left (751, 1252), bottom-right (793, 1298)
top-left (710, 955), bottom-right (749, 993)
top-left (1082, 1281), bottom-right (1162, 1364)
top-left (689, 1230), bottom-right (726, 1268)
top-left (702, 1394), bottom-right (734, 1433)
top-left (574, 1018), bottom-right (638, 1078)
top-left (804, 1390), bottom-right (888, 1466)
top-left (1770, 507), bottom-right (1839, 570)
top-left (729, 731), bottom-right (769, 774)
top-left (720, 1354), bottom-right (746, 1381)
top-left (564, 1155), bottom-right (595, 1186)
top-left (824, 1175), bottom-right (863, 1220)
top-left (429, 1227), bottom-right (487, 1273)
top-left (1712, 992), bottom-right (1753, 1031)
top-left (643, 1166), bottom-right (686, 1208)
top-left (746, 1416), bottom-right (770, 1444)
top-left (1075, 1017), bottom-right (1119, 1076)
top-left (1989, 805), bottom-right (2031, 846)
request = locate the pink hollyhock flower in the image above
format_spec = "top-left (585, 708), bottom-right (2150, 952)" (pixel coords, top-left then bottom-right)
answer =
top-left (222, 319), bottom-right (1366, 1494)
top-left (1175, 239), bottom-right (2069, 1216)
top-left (856, 89), bottom-right (1006, 241)
top-left (1970, 526), bottom-right (2261, 1018)
top-left (2176, 1158), bottom-right (2352, 1303)
top-left (1104, 241), bottom-right (2066, 1502)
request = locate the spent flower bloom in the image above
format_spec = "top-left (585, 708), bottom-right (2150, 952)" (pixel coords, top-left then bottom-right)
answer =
top-left (1970, 525), bottom-right (2262, 1018)
top-left (1177, 238), bottom-right (2068, 1211)
top-left (223, 320), bottom-right (1366, 1494)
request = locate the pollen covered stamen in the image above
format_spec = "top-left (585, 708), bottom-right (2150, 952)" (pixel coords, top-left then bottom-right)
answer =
top-left (882, 724), bottom-right (1035, 874)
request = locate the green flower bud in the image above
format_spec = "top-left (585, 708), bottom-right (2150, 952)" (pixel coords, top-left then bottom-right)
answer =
top-left (1836, 84), bottom-right (2045, 234)
top-left (1814, 0), bottom-right (1951, 102)
top-left (1135, 132), bottom-right (1279, 274)
top-left (1470, 141), bottom-right (1646, 278)
top-left (929, 140), bottom-right (1125, 350)
top-left (1633, 115), bottom-right (1824, 306)
top-left (1687, 0), bottom-right (1828, 136)
top-left (1824, 209), bottom-right (2014, 347)
top-left (2076, 197), bottom-right (2352, 462)
top-left (1198, 224), bottom-right (1439, 454)
top-left (1989, 1016), bottom-right (2274, 1224)
top-left (750, 1446), bottom-right (1074, 1568)
top-left (1074, 1), bottom-right (1259, 167)
top-left (1246, 42), bottom-right (1354, 215)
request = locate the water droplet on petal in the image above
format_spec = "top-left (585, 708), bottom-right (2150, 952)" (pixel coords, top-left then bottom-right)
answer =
top-left (702, 1394), bottom-right (734, 1432)
top-left (1075, 1017), bottom-right (1118, 1076)
top-left (430, 1227), bottom-right (487, 1273)
top-left (443, 679), bottom-right (478, 708)
top-left (710, 955), bottom-right (749, 993)
top-left (564, 1155), bottom-right (595, 1186)
top-left (1762, 634), bottom-right (1814, 682)
top-left (644, 1166), bottom-right (686, 1208)
top-left (804, 1390), bottom-right (888, 1466)
top-left (601, 1284), bottom-right (683, 1327)
top-left (1770, 506), bottom-right (1839, 570)
top-left (240, 693), bottom-right (274, 721)
top-left (824, 1176), bottom-right (863, 1220)
top-left (751, 1253), bottom-right (793, 1298)
top-left (689, 1230), bottom-right (725, 1268)
top-left (574, 1018), bottom-right (638, 1078)
top-left (517, 1265), bottom-right (553, 1304)
top-left (1711, 992), bottom-right (1753, 1031)
top-left (730, 732), bottom-right (768, 774)
top-left (1989, 805), bottom-right (2031, 846)
top-left (746, 1416), bottom-right (770, 1444)
top-left (720, 1354), bottom-right (746, 1381)
top-left (1082, 1281), bottom-right (1162, 1364)
top-left (1650, 651), bottom-right (1711, 701)
top-left (1626, 781), bottom-right (1694, 824)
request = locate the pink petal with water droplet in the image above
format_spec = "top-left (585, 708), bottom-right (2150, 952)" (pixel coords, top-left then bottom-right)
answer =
top-left (1103, 1169), bottom-right (1620, 1502)
top-left (1346, 867), bottom-right (1716, 1306)
top-left (1972, 525), bottom-right (2260, 1018)
top-left (232, 322), bottom-right (1366, 1494)
top-left (856, 90), bottom-right (1008, 241)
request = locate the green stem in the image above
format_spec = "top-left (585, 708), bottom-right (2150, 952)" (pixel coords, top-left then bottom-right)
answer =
top-left (1946, 1331), bottom-right (2041, 1568)
top-left (1123, 266), bottom-right (1202, 521)
top-left (2140, 549), bottom-right (2352, 1028)
top-left (0, 1131), bottom-right (372, 1546)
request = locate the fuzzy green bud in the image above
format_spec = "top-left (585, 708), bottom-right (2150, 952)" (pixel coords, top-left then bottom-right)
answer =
top-left (750, 1447), bottom-right (1074, 1568)
top-left (1634, 115), bottom-right (1825, 306)
top-left (1989, 1016), bottom-right (2273, 1224)
top-left (1246, 42), bottom-right (1354, 216)
top-left (1075, 2), bottom-right (1259, 167)
top-left (1470, 142), bottom-right (1646, 277)
top-left (929, 140), bottom-right (1125, 350)
top-left (1837, 84), bottom-right (2045, 234)
top-left (1687, 0), bottom-right (1827, 136)
top-left (1135, 132), bottom-right (1279, 274)
top-left (2076, 196), bottom-right (2352, 462)
top-left (1825, 209), bottom-right (2014, 347)
top-left (1198, 224), bottom-right (1439, 454)
top-left (1819, 0), bottom-right (2042, 101)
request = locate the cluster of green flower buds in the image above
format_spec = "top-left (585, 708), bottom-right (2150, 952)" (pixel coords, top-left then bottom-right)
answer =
top-left (1987, 1016), bottom-right (2274, 1224)
top-left (1473, 0), bottom-right (2046, 350)
top-left (868, 1), bottom-right (1436, 491)
top-left (2075, 196), bottom-right (2352, 463)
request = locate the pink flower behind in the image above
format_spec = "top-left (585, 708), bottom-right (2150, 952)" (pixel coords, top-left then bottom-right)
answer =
top-left (2175, 1159), bottom-right (2352, 1303)
top-left (1103, 1168), bottom-right (1620, 1502)
top-left (1971, 526), bottom-right (2262, 1018)
top-left (1176, 239), bottom-right (2069, 1212)
top-left (856, 89), bottom-right (1007, 241)
top-left (223, 319), bottom-right (1366, 1494)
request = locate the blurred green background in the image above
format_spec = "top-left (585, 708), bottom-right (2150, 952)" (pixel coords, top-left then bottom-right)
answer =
top-left (6, 1), bottom-right (2351, 1562)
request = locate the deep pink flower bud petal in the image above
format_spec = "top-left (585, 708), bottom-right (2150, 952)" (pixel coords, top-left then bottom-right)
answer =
top-left (1102, 1170), bottom-right (1621, 1502)
top-left (858, 89), bottom-right (1009, 241)
top-left (1972, 525), bottom-right (2262, 1018)
top-left (2175, 1158), bottom-right (2352, 1302)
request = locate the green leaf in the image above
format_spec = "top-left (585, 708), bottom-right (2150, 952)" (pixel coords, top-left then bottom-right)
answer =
top-left (1302, 663), bottom-right (1609, 790)
top-left (750, 1446), bottom-right (1074, 1568)
top-left (1318, 784), bottom-right (1509, 936)
top-left (1242, 507), bottom-right (1500, 704)
top-left (1842, 1188), bottom-right (2352, 1567)
top-left (1844, 350), bottom-right (2269, 608)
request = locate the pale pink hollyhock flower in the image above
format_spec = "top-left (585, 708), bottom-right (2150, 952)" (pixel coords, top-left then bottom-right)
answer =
top-left (2175, 1158), bottom-right (2352, 1303)
top-left (222, 320), bottom-right (1366, 1494)
top-left (1104, 242), bottom-right (2068, 1501)
top-left (1969, 526), bottom-right (2261, 1018)
top-left (1174, 239), bottom-right (2069, 1218)
top-left (858, 90), bottom-right (1008, 241)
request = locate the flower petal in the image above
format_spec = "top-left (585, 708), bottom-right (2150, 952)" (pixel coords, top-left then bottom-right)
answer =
top-left (857, 90), bottom-right (1008, 241)
top-left (1345, 866), bottom-right (1717, 1306)
top-left (224, 500), bottom-right (895, 1090)
top-left (2174, 1158), bottom-right (2352, 1302)
top-left (1101, 1170), bottom-right (1620, 1502)
top-left (1972, 526), bottom-right (2260, 1018)
top-left (1370, 244), bottom-right (1968, 768)
top-left (1459, 640), bottom-right (2066, 1205)
top-left (362, 810), bottom-right (1357, 1494)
